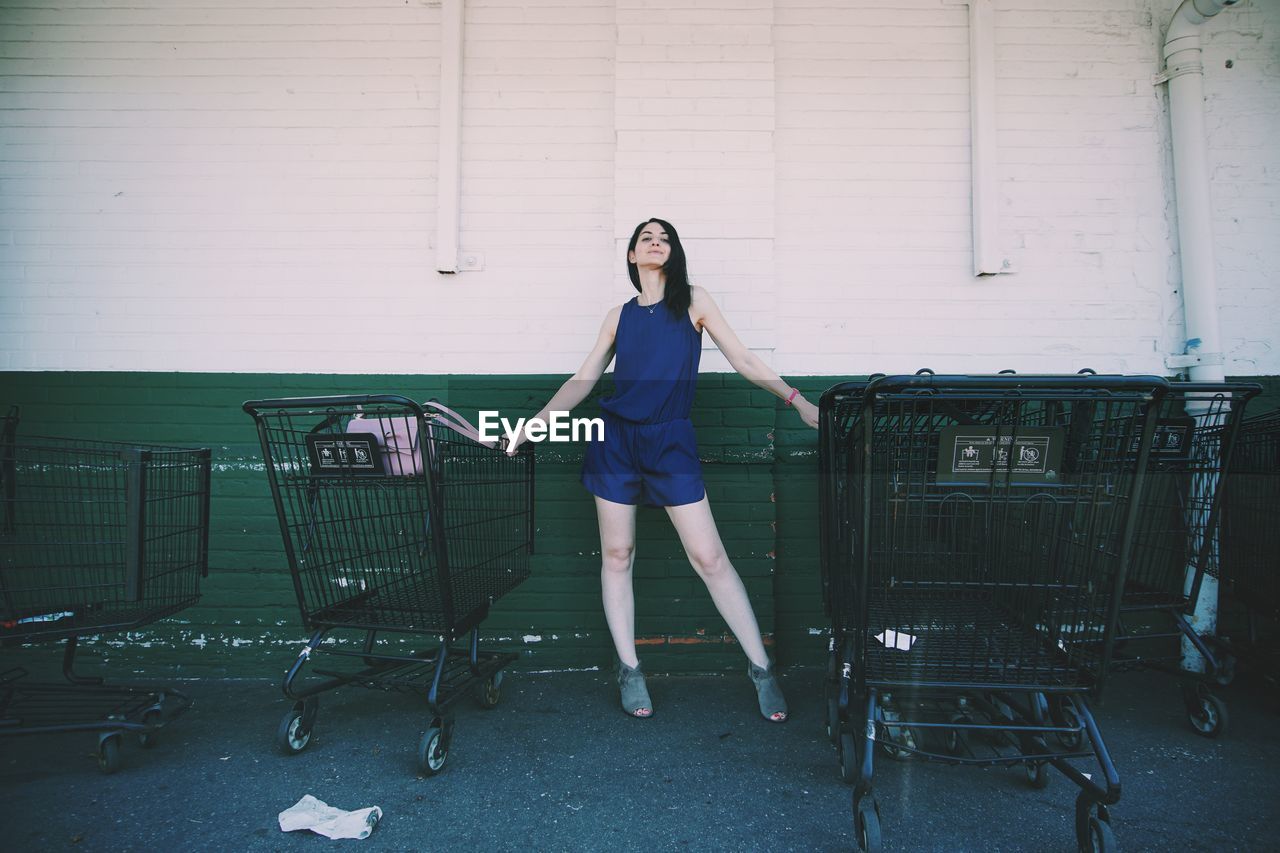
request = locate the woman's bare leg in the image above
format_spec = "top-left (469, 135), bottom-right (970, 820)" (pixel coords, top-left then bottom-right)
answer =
top-left (595, 495), bottom-right (641, 667)
top-left (664, 495), bottom-right (771, 669)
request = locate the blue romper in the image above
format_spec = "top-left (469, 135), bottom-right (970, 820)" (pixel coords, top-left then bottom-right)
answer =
top-left (581, 296), bottom-right (706, 507)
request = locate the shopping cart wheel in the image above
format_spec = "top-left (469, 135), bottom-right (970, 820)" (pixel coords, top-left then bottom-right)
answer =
top-left (1025, 761), bottom-right (1050, 790)
top-left (1051, 697), bottom-right (1084, 751)
top-left (1081, 814), bottom-right (1116, 853)
top-left (277, 703), bottom-right (315, 755)
top-left (475, 671), bottom-right (504, 709)
top-left (838, 730), bottom-right (858, 783)
top-left (854, 797), bottom-right (882, 852)
top-left (97, 733), bottom-right (122, 775)
top-left (875, 706), bottom-right (915, 761)
top-left (1186, 691), bottom-right (1229, 738)
top-left (418, 726), bottom-right (448, 775)
top-left (137, 707), bottom-right (164, 749)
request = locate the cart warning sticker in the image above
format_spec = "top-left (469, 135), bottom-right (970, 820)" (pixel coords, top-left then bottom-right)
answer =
top-left (936, 426), bottom-right (1064, 486)
top-left (1127, 416), bottom-right (1195, 460)
top-left (306, 434), bottom-right (384, 475)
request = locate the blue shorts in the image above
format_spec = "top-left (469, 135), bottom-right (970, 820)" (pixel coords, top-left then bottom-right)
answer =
top-left (581, 415), bottom-right (706, 507)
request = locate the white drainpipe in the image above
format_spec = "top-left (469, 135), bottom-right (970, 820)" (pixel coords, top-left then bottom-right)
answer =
top-left (1157, 0), bottom-right (1240, 670)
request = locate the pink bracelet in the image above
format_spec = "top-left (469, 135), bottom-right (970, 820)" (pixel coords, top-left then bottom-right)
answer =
top-left (784, 388), bottom-right (800, 407)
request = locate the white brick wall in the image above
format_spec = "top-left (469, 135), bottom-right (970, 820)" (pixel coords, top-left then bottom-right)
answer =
top-left (1, 0), bottom-right (1276, 376)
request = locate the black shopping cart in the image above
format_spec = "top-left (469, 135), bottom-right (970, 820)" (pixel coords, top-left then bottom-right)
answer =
top-left (819, 374), bottom-right (1167, 853)
top-left (0, 408), bottom-right (210, 773)
top-left (1095, 381), bottom-right (1259, 738)
top-left (243, 395), bottom-right (533, 775)
top-left (1216, 409), bottom-right (1280, 691)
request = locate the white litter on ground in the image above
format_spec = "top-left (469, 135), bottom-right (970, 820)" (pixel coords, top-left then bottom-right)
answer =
top-left (278, 795), bottom-right (382, 840)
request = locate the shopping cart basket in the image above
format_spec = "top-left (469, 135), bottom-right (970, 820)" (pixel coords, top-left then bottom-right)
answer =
top-left (0, 407), bottom-right (210, 773)
top-left (242, 395), bottom-right (533, 775)
top-left (1092, 381), bottom-right (1259, 738)
top-left (819, 374), bottom-right (1167, 853)
top-left (1217, 408), bottom-right (1280, 690)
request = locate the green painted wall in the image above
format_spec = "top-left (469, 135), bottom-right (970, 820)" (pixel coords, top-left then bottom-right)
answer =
top-left (2, 372), bottom-right (1273, 680)
top-left (0, 371), bottom-right (852, 679)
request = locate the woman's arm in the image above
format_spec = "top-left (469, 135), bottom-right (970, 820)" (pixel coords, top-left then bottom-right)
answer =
top-left (507, 305), bottom-right (621, 453)
top-left (692, 287), bottom-right (820, 429)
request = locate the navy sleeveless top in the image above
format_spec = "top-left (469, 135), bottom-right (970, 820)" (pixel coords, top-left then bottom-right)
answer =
top-left (600, 296), bottom-right (702, 424)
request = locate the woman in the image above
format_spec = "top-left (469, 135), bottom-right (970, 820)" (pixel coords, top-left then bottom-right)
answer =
top-left (509, 218), bottom-right (820, 721)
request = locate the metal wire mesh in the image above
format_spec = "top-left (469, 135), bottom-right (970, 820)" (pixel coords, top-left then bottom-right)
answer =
top-left (1121, 384), bottom-right (1258, 608)
top-left (246, 397), bottom-right (533, 639)
top-left (822, 376), bottom-right (1165, 692)
top-left (0, 416), bottom-right (211, 643)
top-left (1221, 410), bottom-right (1280, 614)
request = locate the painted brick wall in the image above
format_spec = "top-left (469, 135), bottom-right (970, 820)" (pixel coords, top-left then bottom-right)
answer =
top-left (2, 1), bottom-right (1276, 376)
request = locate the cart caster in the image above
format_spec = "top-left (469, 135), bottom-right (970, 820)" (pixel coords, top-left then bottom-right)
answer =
top-left (1052, 696), bottom-right (1084, 751)
top-left (854, 797), bottom-right (882, 853)
top-left (277, 698), bottom-right (317, 755)
top-left (1186, 691), bottom-right (1229, 738)
top-left (838, 730), bottom-right (858, 783)
top-left (97, 733), bottom-right (122, 774)
top-left (418, 724), bottom-right (449, 776)
top-left (137, 707), bottom-right (164, 749)
top-left (1026, 761), bottom-right (1050, 790)
top-left (475, 671), bottom-right (504, 710)
top-left (875, 706), bottom-right (916, 761)
top-left (1079, 814), bottom-right (1117, 853)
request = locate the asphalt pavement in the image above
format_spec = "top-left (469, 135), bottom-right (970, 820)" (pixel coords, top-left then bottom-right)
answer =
top-left (2, 665), bottom-right (1278, 852)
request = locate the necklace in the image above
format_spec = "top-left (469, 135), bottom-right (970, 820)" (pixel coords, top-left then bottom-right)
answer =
top-left (641, 296), bottom-right (660, 314)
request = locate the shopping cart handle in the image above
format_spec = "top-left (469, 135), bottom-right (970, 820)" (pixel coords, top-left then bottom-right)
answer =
top-left (861, 373), bottom-right (1171, 398)
top-left (243, 394), bottom-right (425, 418)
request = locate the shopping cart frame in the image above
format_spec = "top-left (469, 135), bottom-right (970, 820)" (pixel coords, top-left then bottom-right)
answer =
top-left (244, 394), bottom-right (534, 776)
top-left (0, 407), bottom-right (210, 773)
top-left (1214, 408), bottom-right (1280, 693)
top-left (1098, 381), bottom-right (1260, 738)
top-left (819, 373), bottom-right (1168, 853)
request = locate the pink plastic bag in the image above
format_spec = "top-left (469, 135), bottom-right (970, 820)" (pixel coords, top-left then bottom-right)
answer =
top-left (345, 414), bottom-right (421, 476)
top-left (344, 402), bottom-right (497, 477)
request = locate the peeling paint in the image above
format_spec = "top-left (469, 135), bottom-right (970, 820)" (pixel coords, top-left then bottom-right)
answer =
top-left (212, 461), bottom-right (266, 473)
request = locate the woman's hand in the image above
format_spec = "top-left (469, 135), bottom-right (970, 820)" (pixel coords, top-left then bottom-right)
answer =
top-left (795, 397), bottom-right (820, 430)
top-left (504, 429), bottom-right (526, 456)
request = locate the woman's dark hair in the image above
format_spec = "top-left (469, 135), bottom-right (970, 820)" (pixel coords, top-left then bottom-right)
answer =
top-left (626, 217), bottom-right (691, 316)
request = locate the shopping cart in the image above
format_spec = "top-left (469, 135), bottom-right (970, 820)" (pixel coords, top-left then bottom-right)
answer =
top-left (1216, 408), bottom-right (1280, 691)
top-left (0, 408), bottom-right (210, 773)
top-left (1092, 382), bottom-right (1259, 738)
top-left (242, 395), bottom-right (533, 775)
top-left (819, 374), bottom-right (1167, 853)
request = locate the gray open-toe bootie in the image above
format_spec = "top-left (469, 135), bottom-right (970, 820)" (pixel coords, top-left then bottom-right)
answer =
top-left (617, 660), bottom-right (653, 718)
top-left (748, 660), bottom-right (788, 723)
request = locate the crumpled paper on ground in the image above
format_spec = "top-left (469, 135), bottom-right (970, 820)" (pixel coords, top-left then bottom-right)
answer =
top-left (278, 795), bottom-right (382, 840)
